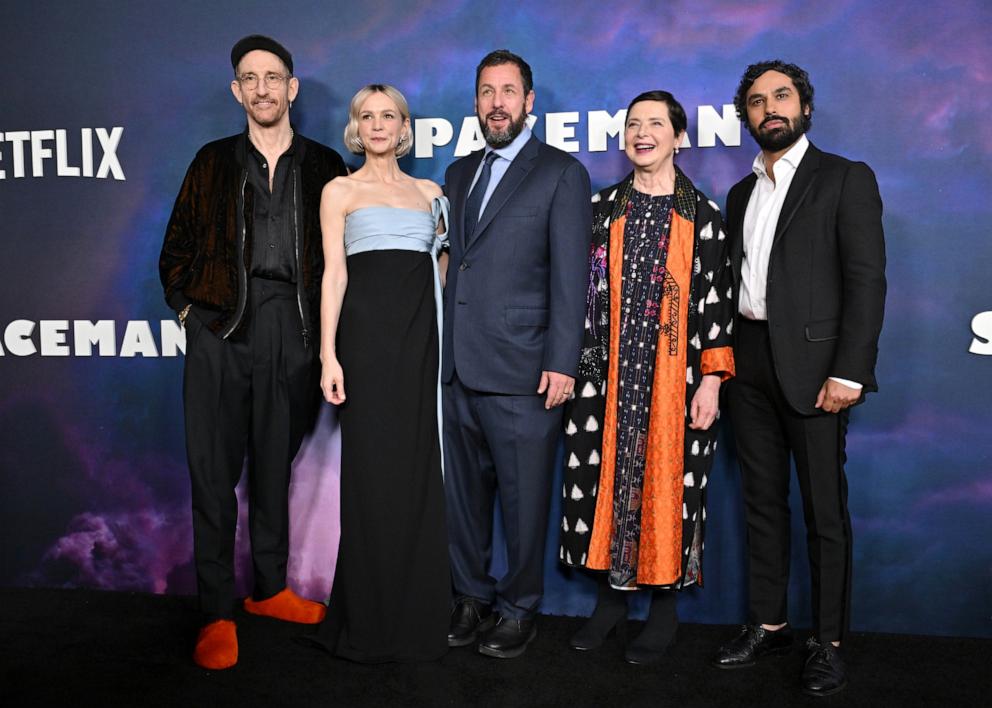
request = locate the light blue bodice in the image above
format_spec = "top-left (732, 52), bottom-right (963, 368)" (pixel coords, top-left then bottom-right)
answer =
top-left (343, 197), bottom-right (449, 258)
top-left (342, 196), bottom-right (449, 477)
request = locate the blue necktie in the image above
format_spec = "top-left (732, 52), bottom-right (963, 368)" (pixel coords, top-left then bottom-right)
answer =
top-left (464, 151), bottom-right (498, 242)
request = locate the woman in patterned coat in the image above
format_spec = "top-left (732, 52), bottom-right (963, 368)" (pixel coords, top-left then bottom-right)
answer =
top-left (559, 91), bottom-right (735, 664)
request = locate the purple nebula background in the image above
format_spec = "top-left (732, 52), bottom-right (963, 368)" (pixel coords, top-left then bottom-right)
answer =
top-left (1, 0), bottom-right (989, 637)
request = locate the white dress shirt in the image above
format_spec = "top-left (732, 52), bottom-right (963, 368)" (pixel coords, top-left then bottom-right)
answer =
top-left (739, 134), bottom-right (808, 321)
top-left (739, 134), bottom-right (861, 390)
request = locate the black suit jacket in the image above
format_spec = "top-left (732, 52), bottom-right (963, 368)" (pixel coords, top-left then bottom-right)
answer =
top-left (441, 135), bottom-right (592, 394)
top-left (727, 142), bottom-right (886, 415)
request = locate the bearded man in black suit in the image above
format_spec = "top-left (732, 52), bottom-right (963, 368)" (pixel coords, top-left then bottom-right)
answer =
top-left (712, 60), bottom-right (886, 697)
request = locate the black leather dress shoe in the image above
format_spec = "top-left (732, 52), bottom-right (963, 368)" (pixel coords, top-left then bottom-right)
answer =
top-left (802, 638), bottom-right (847, 697)
top-left (711, 624), bottom-right (793, 669)
top-left (477, 616), bottom-right (537, 659)
top-left (447, 599), bottom-right (495, 648)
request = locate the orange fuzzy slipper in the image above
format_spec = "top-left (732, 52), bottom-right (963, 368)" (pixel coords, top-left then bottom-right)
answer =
top-left (243, 587), bottom-right (326, 624)
top-left (193, 619), bottom-right (238, 670)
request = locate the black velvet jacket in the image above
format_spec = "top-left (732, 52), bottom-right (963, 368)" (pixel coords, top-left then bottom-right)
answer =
top-left (159, 130), bottom-right (347, 345)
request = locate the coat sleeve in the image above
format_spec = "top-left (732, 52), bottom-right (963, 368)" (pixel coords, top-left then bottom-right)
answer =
top-left (698, 200), bottom-right (735, 380)
top-left (543, 159), bottom-right (593, 377)
top-left (159, 155), bottom-right (203, 313)
top-left (831, 162), bottom-right (886, 390)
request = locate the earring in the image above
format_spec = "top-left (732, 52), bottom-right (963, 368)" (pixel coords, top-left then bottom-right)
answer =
top-left (674, 147), bottom-right (679, 154)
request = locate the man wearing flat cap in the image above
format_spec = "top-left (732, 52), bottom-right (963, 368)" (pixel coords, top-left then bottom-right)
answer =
top-left (160, 34), bottom-right (347, 670)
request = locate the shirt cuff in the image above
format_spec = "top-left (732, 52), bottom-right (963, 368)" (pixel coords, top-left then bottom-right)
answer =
top-left (829, 376), bottom-right (862, 390)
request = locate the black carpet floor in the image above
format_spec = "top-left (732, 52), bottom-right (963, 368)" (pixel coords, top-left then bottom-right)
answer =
top-left (1, 588), bottom-right (988, 707)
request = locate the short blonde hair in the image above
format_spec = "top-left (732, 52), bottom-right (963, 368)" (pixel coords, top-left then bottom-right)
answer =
top-left (343, 84), bottom-right (414, 158)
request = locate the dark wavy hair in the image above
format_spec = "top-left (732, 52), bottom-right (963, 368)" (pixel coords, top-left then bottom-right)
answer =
top-left (733, 60), bottom-right (814, 127)
top-left (626, 90), bottom-right (688, 137)
top-left (475, 49), bottom-right (534, 95)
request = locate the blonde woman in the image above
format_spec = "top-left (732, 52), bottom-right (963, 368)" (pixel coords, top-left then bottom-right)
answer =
top-left (303, 84), bottom-right (450, 662)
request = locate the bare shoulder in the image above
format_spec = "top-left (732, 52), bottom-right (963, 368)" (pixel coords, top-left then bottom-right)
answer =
top-left (321, 175), bottom-right (358, 215)
top-left (415, 178), bottom-right (443, 201)
top-left (321, 174), bottom-right (358, 201)
top-left (323, 174), bottom-right (359, 195)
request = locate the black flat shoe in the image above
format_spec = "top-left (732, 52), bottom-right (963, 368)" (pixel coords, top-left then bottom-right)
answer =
top-left (477, 616), bottom-right (536, 659)
top-left (711, 624), bottom-right (793, 669)
top-left (802, 638), bottom-right (847, 697)
top-left (447, 598), bottom-right (495, 648)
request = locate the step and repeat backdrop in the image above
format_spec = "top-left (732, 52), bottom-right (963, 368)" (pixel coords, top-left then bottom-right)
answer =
top-left (1, 0), bottom-right (989, 638)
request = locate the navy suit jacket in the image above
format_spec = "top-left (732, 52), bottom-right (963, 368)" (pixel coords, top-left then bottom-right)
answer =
top-left (442, 135), bottom-right (592, 394)
top-left (727, 143), bottom-right (886, 415)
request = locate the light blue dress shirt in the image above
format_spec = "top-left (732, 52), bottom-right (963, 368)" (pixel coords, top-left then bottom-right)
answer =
top-left (467, 125), bottom-right (533, 219)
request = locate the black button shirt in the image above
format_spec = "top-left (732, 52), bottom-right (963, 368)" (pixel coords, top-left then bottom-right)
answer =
top-left (247, 134), bottom-right (302, 282)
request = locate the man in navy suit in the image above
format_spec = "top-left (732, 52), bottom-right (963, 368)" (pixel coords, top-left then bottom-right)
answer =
top-left (442, 49), bottom-right (592, 658)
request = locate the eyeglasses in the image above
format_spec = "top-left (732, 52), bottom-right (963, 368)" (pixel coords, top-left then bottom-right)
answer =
top-left (237, 72), bottom-right (290, 90)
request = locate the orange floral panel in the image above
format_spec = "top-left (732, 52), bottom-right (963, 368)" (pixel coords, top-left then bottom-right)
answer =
top-left (636, 213), bottom-right (692, 585)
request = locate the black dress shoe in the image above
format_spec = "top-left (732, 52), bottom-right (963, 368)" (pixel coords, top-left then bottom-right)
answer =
top-left (802, 638), bottom-right (847, 697)
top-left (477, 616), bottom-right (537, 659)
top-left (447, 599), bottom-right (495, 648)
top-left (711, 624), bottom-right (793, 669)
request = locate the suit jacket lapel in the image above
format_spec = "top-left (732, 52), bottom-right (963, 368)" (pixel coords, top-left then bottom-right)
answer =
top-left (454, 150), bottom-right (485, 252)
top-left (728, 174), bottom-right (756, 286)
top-left (773, 144), bottom-right (821, 247)
top-left (467, 136), bottom-right (540, 250)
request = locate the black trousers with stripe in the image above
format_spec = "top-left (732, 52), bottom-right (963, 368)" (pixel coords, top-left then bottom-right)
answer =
top-left (725, 318), bottom-right (853, 642)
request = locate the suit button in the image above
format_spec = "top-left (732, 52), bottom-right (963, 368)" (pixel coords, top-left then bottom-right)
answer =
top-left (459, 262), bottom-right (469, 271)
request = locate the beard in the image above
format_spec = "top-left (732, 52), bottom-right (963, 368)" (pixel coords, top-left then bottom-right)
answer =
top-left (748, 113), bottom-right (808, 152)
top-left (480, 108), bottom-right (528, 148)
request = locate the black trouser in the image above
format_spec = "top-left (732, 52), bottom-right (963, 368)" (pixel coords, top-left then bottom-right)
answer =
top-left (183, 278), bottom-right (317, 621)
top-left (725, 318), bottom-right (853, 643)
top-left (442, 372), bottom-right (562, 620)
